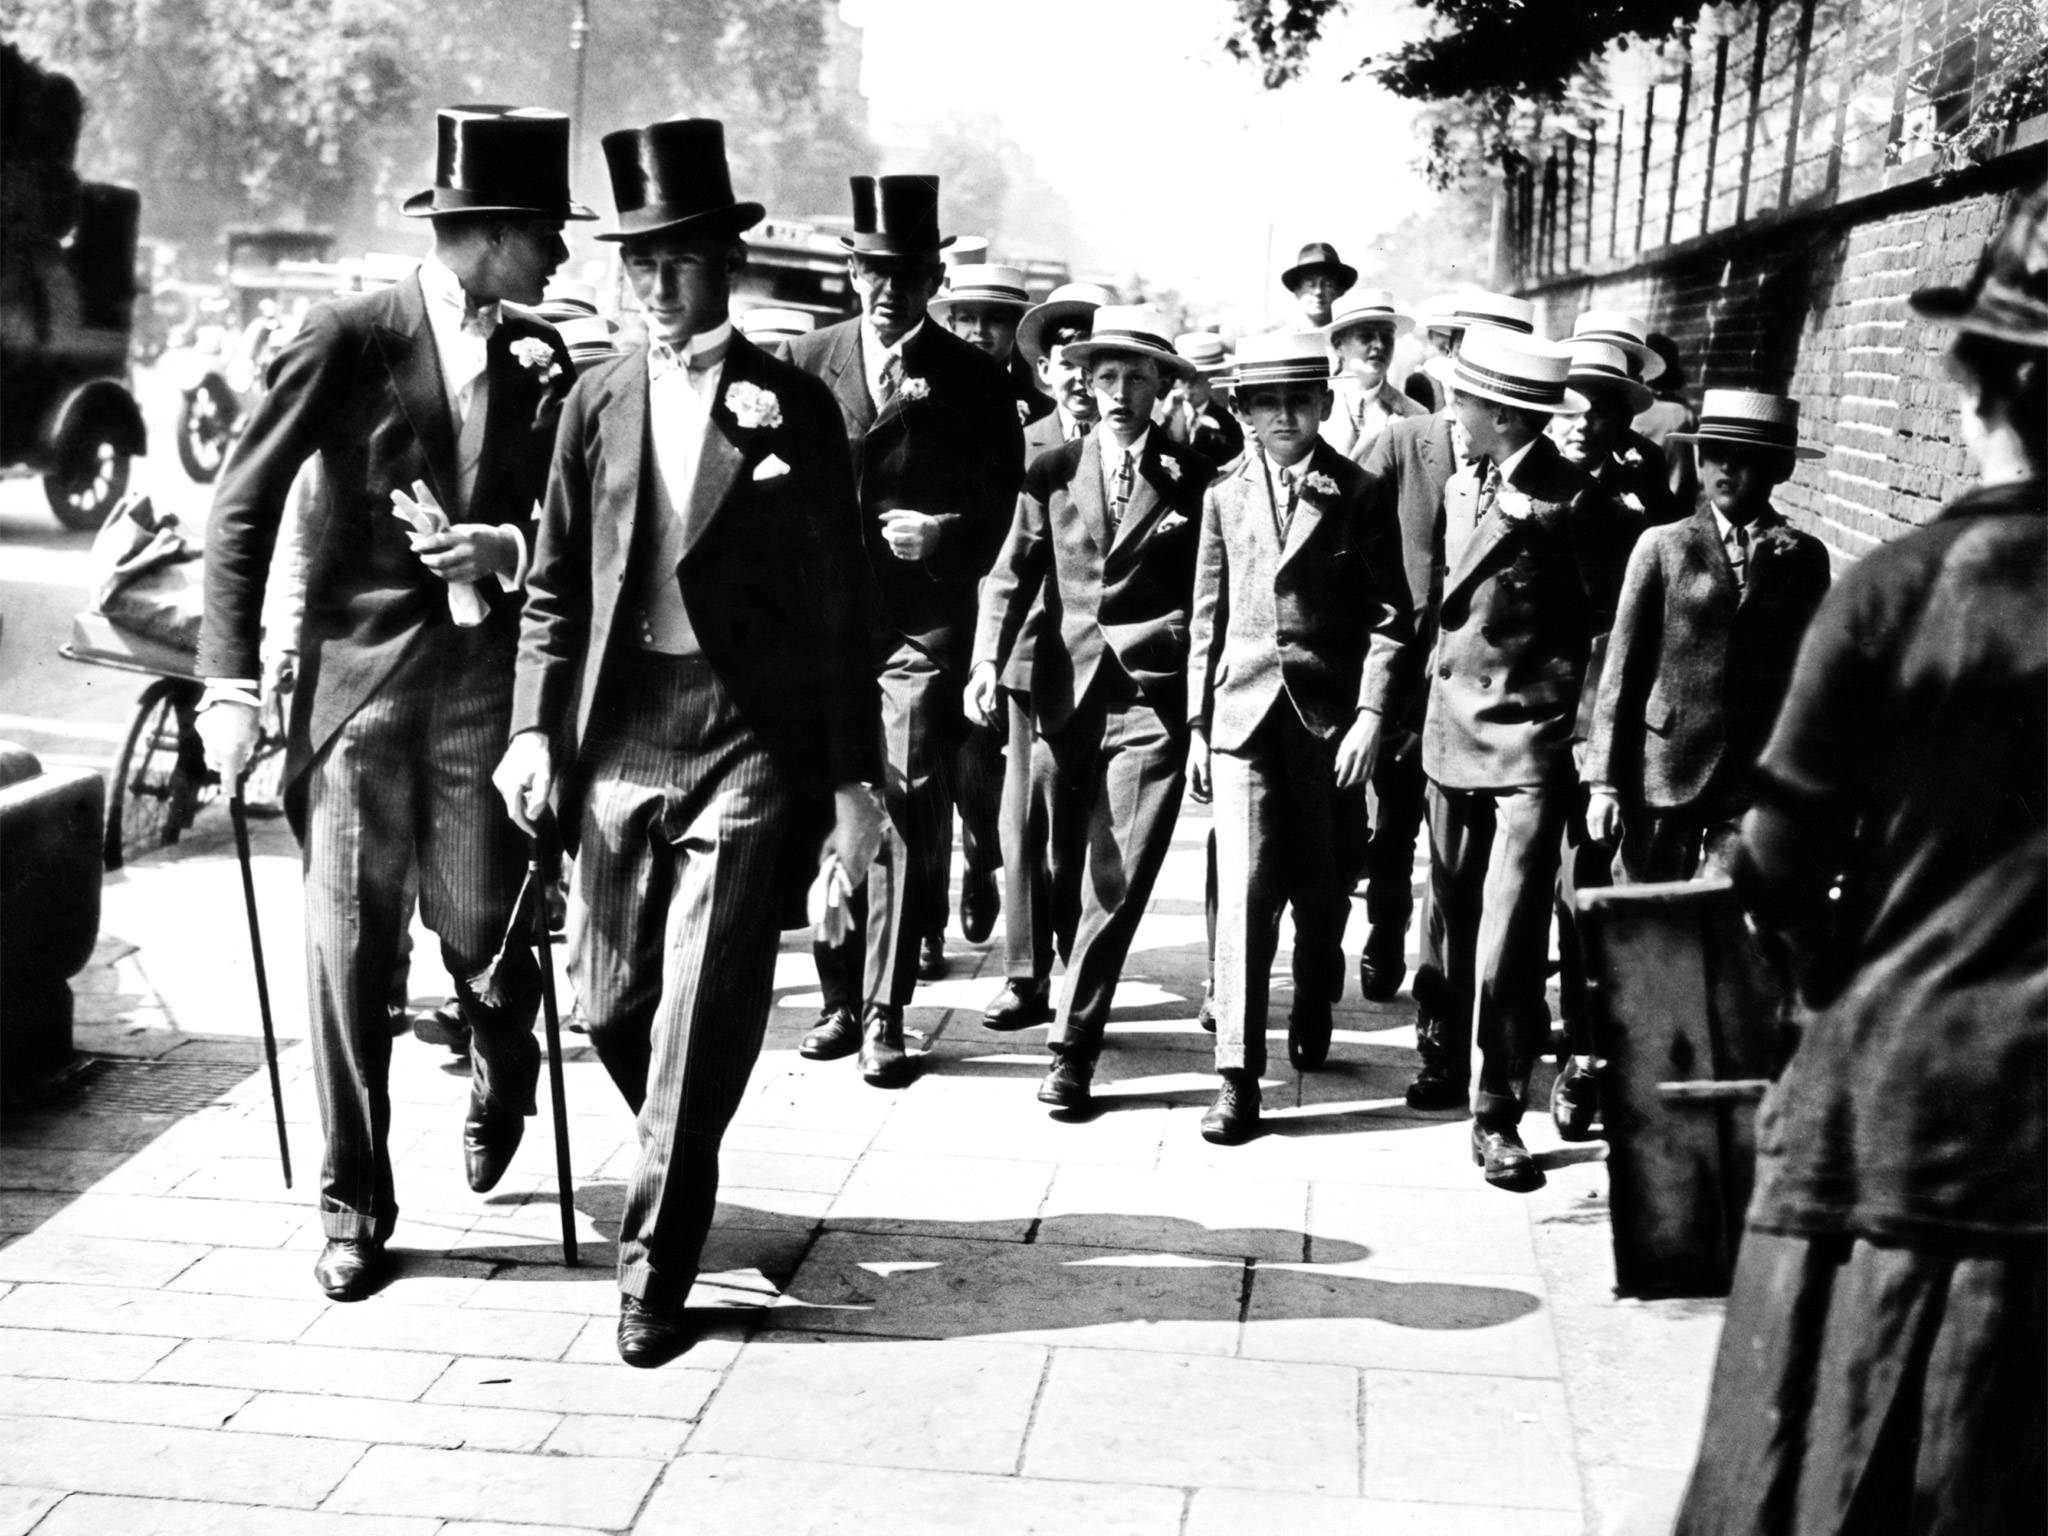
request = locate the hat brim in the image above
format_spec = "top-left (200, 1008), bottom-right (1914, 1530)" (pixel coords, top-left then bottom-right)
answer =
top-left (1063, 335), bottom-right (1197, 383)
top-left (1281, 261), bottom-right (1358, 293)
top-left (1327, 311), bottom-right (1415, 341)
top-left (595, 201), bottom-right (766, 244)
top-left (1565, 371), bottom-right (1655, 416)
top-left (838, 234), bottom-right (957, 256)
top-left (403, 188), bottom-right (598, 221)
top-left (1668, 428), bottom-right (1825, 461)
top-left (928, 292), bottom-right (1031, 317)
top-left (1575, 334), bottom-right (1667, 384)
top-left (1437, 360), bottom-right (1588, 416)
top-left (1018, 299), bottom-right (1101, 367)
top-left (1908, 283), bottom-right (2048, 347)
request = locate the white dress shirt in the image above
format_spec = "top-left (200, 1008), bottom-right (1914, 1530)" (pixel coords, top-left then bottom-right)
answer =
top-left (649, 320), bottom-right (732, 528)
top-left (861, 317), bottom-right (924, 410)
top-left (416, 253), bottom-right (495, 425)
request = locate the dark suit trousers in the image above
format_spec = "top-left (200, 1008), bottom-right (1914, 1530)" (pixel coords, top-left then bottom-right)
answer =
top-left (1554, 787), bottom-right (1614, 1059)
top-left (1212, 704), bottom-right (1368, 1075)
top-left (569, 655), bottom-right (793, 1307)
top-left (302, 627), bottom-right (537, 1243)
top-left (1425, 781), bottom-right (1567, 1126)
top-left (815, 641), bottom-right (956, 1013)
top-left (1363, 740), bottom-right (1429, 966)
top-left (1000, 689), bottom-right (1069, 982)
top-left (1616, 798), bottom-right (1745, 886)
top-left (1041, 669), bottom-right (1186, 1062)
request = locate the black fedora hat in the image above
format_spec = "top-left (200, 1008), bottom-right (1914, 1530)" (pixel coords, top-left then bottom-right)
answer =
top-left (595, 117), bottom-right (765, 244)
top-left (1280, 240), bottom-right (1357, 294)
top-left (839, 175), bottom-right (955, 258)
top-left (403, 106), bottom-right (596, 220)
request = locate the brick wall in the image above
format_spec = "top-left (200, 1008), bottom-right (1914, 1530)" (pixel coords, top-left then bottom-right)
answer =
top-left (1525, 164), bottom-right (2035, 564)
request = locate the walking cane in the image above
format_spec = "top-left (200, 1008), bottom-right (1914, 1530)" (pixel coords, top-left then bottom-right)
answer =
top-left (227, 790), bottom-right (292, 1188)
top-left (525, 814), bottom-right (578, 1267)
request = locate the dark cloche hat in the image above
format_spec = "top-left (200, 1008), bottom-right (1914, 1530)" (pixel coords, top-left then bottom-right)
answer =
top-left (403, 106), bottom-right (596, 221)
top-left (596, 117), bottom-right (765, 244)
top-left (1280, 240), bottom-right (1358, 294)
top-left (839, 175), bottom-right (955, 258)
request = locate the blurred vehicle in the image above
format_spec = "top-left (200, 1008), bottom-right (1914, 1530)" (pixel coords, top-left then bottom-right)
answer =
top-left (0, 43), bottom-right (149, 531)
top-left (731, 216), bottom-right (860, 324)
top-left (172, 227), bottom-right (337, 484)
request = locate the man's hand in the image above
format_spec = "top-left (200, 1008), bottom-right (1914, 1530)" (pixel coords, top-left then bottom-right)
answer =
top-left (964, 663), bottom-right (1002, 730)
top-left (196, 700), bottom-right (261, 786)
top-left (493, 730), bottom-right (554, 837)
top-left (1586, 788), bottom-right (1623, 846)
top-left (880, 510), bottom-right (940, 561)
top-left (1334, 711), bottom-right (1384, 789)
top-left (827, 783), bottom-right (886, 887)
top-left (1188, 727), bottom-right (1212, 804)
top-left (411, 523), bottom-right (519, 585)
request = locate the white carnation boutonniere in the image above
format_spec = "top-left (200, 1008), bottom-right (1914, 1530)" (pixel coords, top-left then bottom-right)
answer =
top-left (1303, 470), bottom-right (1341, 500)
top-left (896, 376), bottom-right (931, 404)
top-left (1160, 456), bottom-right (1184, 482)
top-left (1495, 488), bottom-right (1538, 523)
top-left (1619, 490), bottom-right (1646, 516)
top-left (511, 337), bottom-right (561, 381)
top-left (725, 380), bottom-right (784, 431)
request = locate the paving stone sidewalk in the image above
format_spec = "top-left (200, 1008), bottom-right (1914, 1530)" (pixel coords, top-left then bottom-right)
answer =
top-left (0, 800), bottom-right (1721, 1535)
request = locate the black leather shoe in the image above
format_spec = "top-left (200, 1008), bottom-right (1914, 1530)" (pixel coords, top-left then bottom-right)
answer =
top-left (960, 867), bottom-right (1000, 944)
top-left (918, 934), bottom-right (950, 981)
top-left (464, 1088), bottom-right (527, 1193)
top-left (312, 1237), bottom-right (386, 1301)
top-left (617, 1295), bottom-right (697, 1369)
top-left (1550, 1056), bottom-right (1602, 1142)
top-left (983, 979), bottom-right (1051, 1031)
top-left (1197, 983), bottom-right (1217, 1034)
top-left (1404, 1058), bottom-right (1470, 1112)
top-left (1200, 1072), bottom-right (1261, 1144)
top-left (1471, 1122), bottom-right (1543, 1191)
top-left (1036, 1052), bottom-right (1093, 1112)
top-left (800, 1005), bottom-right (861, 1061)
top-left (412, 999), bottom-right (470, 1055)
top-left (1287, 998), bottom-right (1333, 1071)
top-left (859, 1004), bottom-right (911, 1088)
top-left (1358, 934), bottom-right (1407, 1002)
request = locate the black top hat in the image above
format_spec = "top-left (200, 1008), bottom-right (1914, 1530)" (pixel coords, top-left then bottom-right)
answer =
top-left (595, 117), bottom-right (765, 244)
top-left (1280, 241), bottom-right (1358, 294)
top-left (840, 175), bottom-right (955, 258)
top-left (403, 106), bottom-right (596, 220)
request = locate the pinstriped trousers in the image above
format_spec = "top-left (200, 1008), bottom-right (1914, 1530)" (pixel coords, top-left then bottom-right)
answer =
top-left (568, 654), bottom-right (793, 1307)
top-left (302, 626), bottom-right (538, 1242)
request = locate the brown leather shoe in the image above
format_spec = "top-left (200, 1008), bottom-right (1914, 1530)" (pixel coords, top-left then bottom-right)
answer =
top-left (312, 1237), bottom-right (387, 1302)
top-left (463, 1087), bottom-right (526, 1193)
top-left (1036, 1051), bottom-right (1093, 1112)
top-left (859, 1004), bottom-right (911, 1088)
top-left (982, 979), bottom-right (1051, 1031)
top-left (616, 1295), bottom-right (697, 1369)
top-left (800, 1005), bottom-right (861, 1061)
top-left (1200, 1072), bottom-right (1261, 1144)
top-left (1287, 997), bottom-right (1333, 1071)
top-left (1471, 1122), bottom-right (1543, 1191)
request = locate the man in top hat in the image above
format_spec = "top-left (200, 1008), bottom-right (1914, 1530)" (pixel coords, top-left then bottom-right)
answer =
top-left (1324, 289), bottom-right (1428, 462)
top-left (979, 281), bottom-right (1114, 1032)
top-left (195, 104), bottom-right (589, 1301)
top-left (1189, 330), bottom-right (1412, 1141)
top-left (494, 117), bottom-right (882, 1367)
top-left (1162, 333), bottom-right (1245, 472)
top-left (1282, 241), bottom-right (1357, 329)
top-left (966, 307), bottom-right (1211, 1113)
top-left (780, 174), bottom-right (1024, 1087)
top-left (1414, 326), bottom-right (1627, 1190)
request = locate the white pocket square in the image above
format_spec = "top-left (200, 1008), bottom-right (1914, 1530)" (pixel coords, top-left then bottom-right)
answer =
top-left (752, 454), bottom-right (791, 482)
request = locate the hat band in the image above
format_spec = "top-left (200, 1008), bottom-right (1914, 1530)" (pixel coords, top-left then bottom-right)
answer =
top-left (1234, 361), bottom-right (1331, 386)
top-left (445, 142), bottom-right (568, 208)
top-left (845, 230), bottom-right (943, 253)
top-left (1087, 325), bottom-right (1174, 353)
top-left (1690, 417), bottom-right (1799, 447)
top-left (1576, 327), bottom-right (1643, 349)
top-left (1448, 310), bottom-right (1534, 334)
top-left (1570, 362), bottom-right (1637, 388)
top-left (947, 285), bottom-right (1030, 306)
top-left (1452, 354), bottom-right (1566, 406)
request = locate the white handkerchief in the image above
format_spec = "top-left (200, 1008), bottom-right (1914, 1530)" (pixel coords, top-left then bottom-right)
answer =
top-left (752, 454), bottom-right (791, 482)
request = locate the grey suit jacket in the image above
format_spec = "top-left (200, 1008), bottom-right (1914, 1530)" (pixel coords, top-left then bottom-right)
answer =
top-left (997, 408), bottom-right (1077, 692)
top-left (1359, 412), bottom-right (1459, 732)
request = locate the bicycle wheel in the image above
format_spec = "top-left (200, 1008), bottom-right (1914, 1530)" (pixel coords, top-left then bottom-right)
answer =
top-left (105, 677), bottom-right (207, 869)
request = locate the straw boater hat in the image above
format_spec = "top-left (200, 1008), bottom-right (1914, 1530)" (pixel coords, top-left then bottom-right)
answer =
top-left (1223, 330), bottom-right (1338, 393)
top-left (1909, 178), bottom-right (2048, 348)
top-left (1326, 288), bottom-right (1415, 341)
top-left (595, 117), bottom-right (764, 243)
top-left (1443, 328), bottom-right (1587, 415)
top-left (1017, 280), bottom-right (1118, 368)
top-left (403, 106), bottom-right (597, 221)
top-left (1563, 339), bottom-right (1654, 416)
top-left (1174, 332), bottom-right (1233, 378)
top-left (555, 314), bottom-right (618, 366)
top-left (929, 264), bottom-right (1032, 319)
top-left (1422, 291), bottom-right (1544, 389)
top-left (1667, 388), bottom-right (1824, 459)
top-left (1570, 309), bottom-right (1666, 383)
top-left (839, 174), bottom-right (954, 256)
top-left (736, 307), bottom-right (816, 342)
top-left (1063, 306), bottom-right (1197, 383)
top-left (532, 277), bottom-right (600, 327)
top-left (946, 235), bottom-right (992, 266)
top-left (1280, 241), bottom-right (1358, 294)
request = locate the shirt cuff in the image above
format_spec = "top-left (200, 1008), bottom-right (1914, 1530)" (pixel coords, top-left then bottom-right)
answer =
top-left (201, 680), bottom-right (262, 711)
top-left (496, 524), bottom-right (530, 593)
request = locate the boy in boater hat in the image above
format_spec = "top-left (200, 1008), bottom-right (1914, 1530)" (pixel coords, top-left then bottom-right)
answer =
top-left (782, 174), bottom-right (1024, 1085)
top-left (1163, 332), bottom-right (1245, 472)
top-left (1282, 241), bottom-right (1358, 328)
top-left (495, 117), bottom-right (883, 1366)
top-left (980, 280), bottom-right (1116, 1032)
top-left (1324, 289), bottom-right (1428, 462)
top-left (966, 308), bottom-right (1210, 1115)
top-left (1415, 327), bottom-right (1629, 1190)
top-left (1189, 331), bottom-right (1413, 1142)
top-left (932, 263), bottom-right (1053, 428)
top-left (197, 105), bottom-right (587, 1303)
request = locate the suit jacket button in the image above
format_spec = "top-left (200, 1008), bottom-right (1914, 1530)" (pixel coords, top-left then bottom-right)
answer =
top-left (1478, 675), bottom-right (1492, 688)
top-left (1438, 665), bottom-right (1452, 679)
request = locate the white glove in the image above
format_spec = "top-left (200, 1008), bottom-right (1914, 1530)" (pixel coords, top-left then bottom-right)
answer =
top-left (196, 699), bottom-right (261, 785)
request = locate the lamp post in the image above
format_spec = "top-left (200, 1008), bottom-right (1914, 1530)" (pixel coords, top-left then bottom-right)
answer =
top-left (570, 0), bottom-right (591, 164)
